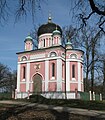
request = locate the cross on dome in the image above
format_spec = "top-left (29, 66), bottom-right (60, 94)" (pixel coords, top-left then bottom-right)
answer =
top-left (48, 13), bottom-right (52, 23)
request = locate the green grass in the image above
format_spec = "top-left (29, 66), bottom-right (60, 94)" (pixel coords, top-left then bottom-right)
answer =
top-left (28, 95), bottom-right (105, 111)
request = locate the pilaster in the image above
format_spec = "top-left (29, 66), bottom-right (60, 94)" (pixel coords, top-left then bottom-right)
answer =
top-left (45, 60), bottom-right (49, 91)
top-left (17, 63), bottom-right (20, 92)
top-left (26, 62), bottom-right (30, 91)
top-left (66, 61), bottom-right (70, 91)
top-left (78, 62), bottom-right (81, 91)
top-left (57, 59), bottom-right (62, 91)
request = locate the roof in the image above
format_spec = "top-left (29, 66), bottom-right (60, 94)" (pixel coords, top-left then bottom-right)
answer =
top-left (37, 22), bottom-right (62, 36)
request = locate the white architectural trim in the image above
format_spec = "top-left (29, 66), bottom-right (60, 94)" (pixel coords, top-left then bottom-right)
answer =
top-left (66, 61), bottom-right (70, 91)
top-left (17, 63), bottom-right (20, 92)
top-left (39, 33), bottom-right (52, 38)
top-left (26, 62), bottom-right (30, 92)
top-left (78, 62), bottom-right (81, 91)
top-left (48, 80), bottom-right (57, 82)
top-left (45, 60), bottom-right (49, 91)
top-left (57, 59), bottom-right (62, 91)
top-left (70, 81), bottom-right (79, 83)
top-left (31, 72), bottom-right (44, 81)
top-left (66, 59), bottom-right (83, 63)
top-left (18, 56), bottom-right (65, 64)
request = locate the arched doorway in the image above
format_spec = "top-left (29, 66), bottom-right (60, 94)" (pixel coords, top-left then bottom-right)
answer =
top-left (33, 74), bottom-right (42, 93)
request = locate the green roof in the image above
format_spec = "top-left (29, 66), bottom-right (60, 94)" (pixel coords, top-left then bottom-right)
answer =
top-left (53, 29), bottom-right (61, 35)
top-left (25, 35), bottom-right (33, 40)
top-left (66, 41), bottom-right (72, 45)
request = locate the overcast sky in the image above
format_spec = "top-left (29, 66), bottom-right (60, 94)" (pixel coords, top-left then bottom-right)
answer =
top-left (0, 0), bottom-right (74, 71)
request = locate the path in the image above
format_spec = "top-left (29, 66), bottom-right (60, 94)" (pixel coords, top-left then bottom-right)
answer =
top-left (0, 100), bottom-right (105, 119)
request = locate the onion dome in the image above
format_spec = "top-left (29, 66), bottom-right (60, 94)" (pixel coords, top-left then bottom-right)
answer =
top-left (37, 16), bottom-right (62, 36)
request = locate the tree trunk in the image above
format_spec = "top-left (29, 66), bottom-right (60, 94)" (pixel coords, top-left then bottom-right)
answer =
top-left (91, 41), bottom-right (95, 100)
top-left (85, 49), bottom-right (89, 92)
top-left (103, 61), bottom-right (105, 99)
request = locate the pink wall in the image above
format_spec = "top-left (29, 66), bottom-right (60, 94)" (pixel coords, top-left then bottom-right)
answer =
top-left (62, 61), bottom-right (65, 80)
top-left (62, 82), bottom-right (65, 91)
top-left (70, 83), bottom-right (78, 91)
top-left (81, 63), bottom-right (83, 81)
top-left (20, 84), bottom-right (26, 92)
top-left (30, 61), bottom-right (45, 81)
top-left (48, 82), bottom-right (56, 91)
top-left (25, 41), bottom-right (32, 51)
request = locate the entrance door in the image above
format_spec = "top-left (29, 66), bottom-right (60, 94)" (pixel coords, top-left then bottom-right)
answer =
top-left (33, 74), bottom-right (42, 93)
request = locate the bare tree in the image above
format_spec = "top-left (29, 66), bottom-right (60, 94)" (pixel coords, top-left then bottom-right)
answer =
top-left (0, 0), bottom-right (43, 24)
top-left (0, 63), bottom-right (17, 93)
top-left (98, 55), bottom-right (105, 99)
top-left (30, 25), bottom-right (39, 49)
top-left (70, 0), bottom-right (105, 33)
top-left (74, 26), bottom-right (102, 94)
top-left (62, 25), bottom-right (77, 46)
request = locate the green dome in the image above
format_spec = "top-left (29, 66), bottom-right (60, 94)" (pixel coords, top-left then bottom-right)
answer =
top-left (25, 35), bottom-right (33, 40)
top-left (24, 35), bottom-right (33, 42)
top-left (53, 29), bottom-right (61, 35)
top-left (66, 41), bottom-right (72, 45)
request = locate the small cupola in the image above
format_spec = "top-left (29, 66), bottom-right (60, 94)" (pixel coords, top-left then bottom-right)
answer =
top-left (24, 35), bottom-right (33, 51)
top-left (66, 39), bottom-right (73, 49)
top-left (52, 25), bottom-right (61, 36)
top-left (52, 25), bottom-right (62, 46)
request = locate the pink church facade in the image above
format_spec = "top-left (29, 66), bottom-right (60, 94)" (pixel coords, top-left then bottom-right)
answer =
top-left (16, 17), bottom-right (84, 99)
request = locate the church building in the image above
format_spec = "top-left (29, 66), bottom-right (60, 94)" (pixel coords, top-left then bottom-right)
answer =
top-left (16, 16), bottom-right (84, 99)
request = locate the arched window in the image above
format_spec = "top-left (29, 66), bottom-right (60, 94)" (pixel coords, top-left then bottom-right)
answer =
top-left (62, 53), bottom-right (65, 58)
top-left (21, 56), bottom-right (27, 61)
top-left (23, 66), bottom-right (26, 79)
top-left (52, 63), bottom-right (55, 77)
top-left (43, 39), bottom-right (45, 47)
top-left (70, 54), bottom-right (77, 59)
top-left (50, 52), bottom-right (57, 57)
top-left (72, 65), bottom-right (75, 78)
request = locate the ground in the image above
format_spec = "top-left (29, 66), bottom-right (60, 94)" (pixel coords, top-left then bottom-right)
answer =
top-left (0, 100), bottom-right (105, 120)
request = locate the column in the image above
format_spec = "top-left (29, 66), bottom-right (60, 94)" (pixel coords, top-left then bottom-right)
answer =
top-left (17, 63), bottom-right (20, 92)
top-left (26, 62), bottom-right (30, 92)
top-left (78, 62), bottom-right (81, 91)
top-left (57, 59), bottom-right (62, 91)
top-left (45, 60), bottom-right (49, 91)
top-left (66, 61), bottom-right (70, 91)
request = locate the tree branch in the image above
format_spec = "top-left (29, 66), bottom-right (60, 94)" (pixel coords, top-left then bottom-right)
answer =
top-left (99, 20), bottom-right (105, 34)
top-left (88, 0), bottom-right (105, 16)
top-left (82, 11), bottom-right (95, 26)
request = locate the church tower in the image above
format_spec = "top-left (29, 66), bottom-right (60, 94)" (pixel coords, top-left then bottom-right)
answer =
top-left (52, 26), bottom-right (62, 46)
top-left (24, 35), bottom-right (33, 51)
top-left (38, 15), bottom-right (62, 48)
